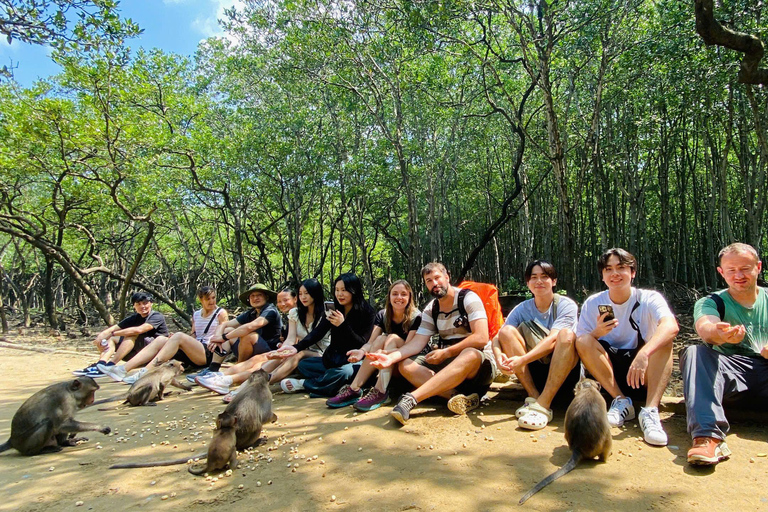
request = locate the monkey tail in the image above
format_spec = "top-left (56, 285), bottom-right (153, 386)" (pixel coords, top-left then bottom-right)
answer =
top-left (188, 463), bottom-right (209, 475)
top-left (109, 452), bottom-right (206, 469)
top-left (0, 440), bottom-right (11, 453)
top-left (519, 452), bottom-right (581, 505)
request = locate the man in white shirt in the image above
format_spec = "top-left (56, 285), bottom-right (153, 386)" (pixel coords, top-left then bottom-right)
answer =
top-left (576, 248), bottom-right (679, 446)
top-left (368, 262), bottom-right (492, 424)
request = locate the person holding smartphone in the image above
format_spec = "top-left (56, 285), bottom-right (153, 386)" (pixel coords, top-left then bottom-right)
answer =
top-left (491, 260), bottom-right (580, 430)
top-left (576, 248), bottom-right (679, 446)
top-left (272, 273), bottom-right (375, 397)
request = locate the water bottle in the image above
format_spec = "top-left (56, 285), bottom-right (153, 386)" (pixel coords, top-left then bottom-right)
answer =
top-left (100, 339), bottom-right (109, 350)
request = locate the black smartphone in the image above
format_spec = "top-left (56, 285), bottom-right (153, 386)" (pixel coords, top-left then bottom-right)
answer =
top-left (324, 301), bottom-right (336, 313)
top-left (598, 304), bottom-right (615, 322)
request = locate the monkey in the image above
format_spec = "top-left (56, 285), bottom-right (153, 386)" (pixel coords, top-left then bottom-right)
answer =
top-left (188, 412), bottom-right (238, 475)
top-left (124, 360), bottom-right (191, 406)
top-left (519, 379), bottom-right (612, 505)
top-left (109, 369), bottom-right (276, 470)
top-left (0, 377), bottom-right (111, 456)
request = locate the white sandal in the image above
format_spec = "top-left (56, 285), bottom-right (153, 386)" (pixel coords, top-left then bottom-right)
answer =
top-left (280, 378), bottom-right (304, 393)
top-left (515, 397), bottom-right (537, 418)
top-left (518, 402), bottom-right (553, 431)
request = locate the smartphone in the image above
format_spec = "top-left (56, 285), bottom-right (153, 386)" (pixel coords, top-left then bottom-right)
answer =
top-left (324, 301), bottom-right (336, 313)
top-left (598, 304), bottom-right (615, 322)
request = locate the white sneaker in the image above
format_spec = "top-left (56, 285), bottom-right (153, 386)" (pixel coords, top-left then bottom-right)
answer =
top-left (122, 367), bottom-right (148, 385)
top-left (606, 396), bottom-right (635, 427)
top-left (97, 363), bottom-right (127, 382)
top-left (638, 406), bottom-right (668, 446)
top-left (196, 373), bottom-right (232, 395)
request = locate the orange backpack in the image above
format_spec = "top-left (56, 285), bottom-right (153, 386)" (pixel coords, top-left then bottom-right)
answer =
top-left (457, 280), bottom-right (504, 339)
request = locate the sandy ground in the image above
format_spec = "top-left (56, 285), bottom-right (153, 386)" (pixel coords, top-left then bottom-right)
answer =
top-left (1, 344), bottom-right (768, 512)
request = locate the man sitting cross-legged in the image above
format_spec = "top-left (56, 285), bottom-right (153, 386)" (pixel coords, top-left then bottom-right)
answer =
top-left (369, 262), bottom-right (495, 424)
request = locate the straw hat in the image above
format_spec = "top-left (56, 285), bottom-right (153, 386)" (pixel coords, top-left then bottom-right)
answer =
top-left (239, 283), bottom-right (277, 306)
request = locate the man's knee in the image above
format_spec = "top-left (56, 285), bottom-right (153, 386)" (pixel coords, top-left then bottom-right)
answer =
top-left (498, 325), bottom-right (520, 346)
top-left (556, 329), bottom-right (576, 349)
top-left (680, 344), bottom-right (715, 374)
top-left (575, 334), bottom-right (598, 355)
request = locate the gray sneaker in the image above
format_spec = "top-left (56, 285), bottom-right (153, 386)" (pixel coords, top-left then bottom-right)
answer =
top-left (122, 367), bottom-right (148, 385)
top-left (97, 363), bottom-right (127, 382)
top-left (186, 367), bottom-right (213, 383)
top-left (390, 393), bottom-right (417, 425)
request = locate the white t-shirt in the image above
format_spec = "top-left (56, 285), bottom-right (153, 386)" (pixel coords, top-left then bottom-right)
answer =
top-left (576, 288), bottom-right (674, 350)
top-left (416, 288), bottom-right (487, 343)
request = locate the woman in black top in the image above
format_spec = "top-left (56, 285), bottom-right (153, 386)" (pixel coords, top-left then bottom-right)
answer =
top-left (326, 279), bottom-right (421, 411)
top-left (274, 273), bottom-right (375, 397)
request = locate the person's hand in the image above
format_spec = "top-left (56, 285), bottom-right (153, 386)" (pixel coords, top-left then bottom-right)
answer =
top-left (503, 355), bottom-right (526, 374)
top-left (207, 339), bottom-right (224, 353)
top-left (592, 312), bottom-right (619, 339)
top-left (209, 332), bottom-right (224, 344)
top-left (425, 348), bottom-right (450, 365)
top-left (327, 309), bottom-right (345, 327)
top-left (367, 352), bottom-right (396, 369)
top-left (494, 352), bottom-right (514, 375)
top-left (760, 346), bottom-right (768, 360)
top-left (714, 322), bottom-right (746, 345)
top-left (268, 345), bottom-right (297, 359)
top-left (628, 350), bottom-right (649, 389)
top-left (347, 349), bottom-right (366, 363)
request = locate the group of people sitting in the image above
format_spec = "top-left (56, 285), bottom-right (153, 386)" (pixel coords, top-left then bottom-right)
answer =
top-left (73, 243), bottom-right (768, 467)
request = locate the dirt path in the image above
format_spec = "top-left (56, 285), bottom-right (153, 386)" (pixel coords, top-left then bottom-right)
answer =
top-left (0, 345), bottom-right (767, 512)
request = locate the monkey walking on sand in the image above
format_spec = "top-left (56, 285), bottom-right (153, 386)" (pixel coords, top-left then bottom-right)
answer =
top-left (110, 369), bottom-right (276, 471)
top-left (0, 377), bottom-right (111, 456)
top-left (519, 379), bottom-right (612, 505)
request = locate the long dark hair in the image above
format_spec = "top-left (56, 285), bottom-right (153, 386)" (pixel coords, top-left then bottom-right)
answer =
top-left (297, 278), bottom-right (325, 330)
top-left (333, 273), bottom-right (369, 313)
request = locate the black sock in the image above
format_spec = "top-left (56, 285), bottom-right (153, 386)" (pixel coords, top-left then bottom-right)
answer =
top-left (209, 362), bottom-right (221, 372)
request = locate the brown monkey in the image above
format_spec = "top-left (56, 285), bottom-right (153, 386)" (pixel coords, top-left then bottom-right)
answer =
top-left (226, 369), bottom-right (276, 450)
top-left (125, 360), bottom-right (191, 406)
top-left (519, 379), bottom-right (612, 505)
top-left (110, 369), bottom-right (276, 470)
top-left (0, 377), bottom-right (111, 456)
top-left (188, 411), bottom-right (238, 475)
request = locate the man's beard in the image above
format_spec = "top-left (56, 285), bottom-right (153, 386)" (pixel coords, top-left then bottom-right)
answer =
top-left (430, 285), bottom-right (448, 299)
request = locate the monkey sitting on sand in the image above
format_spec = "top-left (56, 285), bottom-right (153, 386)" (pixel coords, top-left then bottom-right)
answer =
top-left (0, 377), bottom-right (111, 456)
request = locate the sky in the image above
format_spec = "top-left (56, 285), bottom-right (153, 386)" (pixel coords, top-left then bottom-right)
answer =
top-left (0, 0), bottom-right (243, 87)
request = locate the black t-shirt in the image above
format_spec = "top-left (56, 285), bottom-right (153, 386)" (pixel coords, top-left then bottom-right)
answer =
top-left (235, 303), bottom-right (283, 349)
top-left (373, 309), bottom-right (422, 340)
top-left (118, 310), bottom-right (169, 343)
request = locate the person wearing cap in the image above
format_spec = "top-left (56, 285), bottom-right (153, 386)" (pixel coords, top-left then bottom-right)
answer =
top-left (190, 284), bottom-right (282, 391)
top-left (73, 292), bottom-right (169, 378)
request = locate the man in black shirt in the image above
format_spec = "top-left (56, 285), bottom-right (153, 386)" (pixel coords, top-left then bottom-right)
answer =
top-left (74, 292), bottom-right (168, 378)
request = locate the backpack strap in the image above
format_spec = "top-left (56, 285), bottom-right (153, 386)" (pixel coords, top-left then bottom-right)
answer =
top-left (202, 307), bottom-right (222, 336)
top-left (627, 290), bottom-right (645, 346)
top-left (708, 293), bottom-right (726, 321)
top-left (552, 294), bottom-right (560, 319)
top-left (457, 288), bottom-right (469, 323)
top-left (431, 298), bottom-right (440, 329)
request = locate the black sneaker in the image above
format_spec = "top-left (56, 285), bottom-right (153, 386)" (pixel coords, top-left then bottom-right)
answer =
top-left (390, 393), bottom-right (417, 425)
top-left (73, 363), bottom-right (101, 376)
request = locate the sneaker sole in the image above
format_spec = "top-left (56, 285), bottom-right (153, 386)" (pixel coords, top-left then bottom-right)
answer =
top-left (326, 397), bottom-right (360, 409)
top-left (354, 398), bottom-right (391, 412)
top-left (447, 394), bottom-right (479, 415)
top-left (608, 411), bottom-right (636, 428)
top-left (688, 444), bottom-right (732, 465)
top-left (390, 409), bottom-right (408, 425)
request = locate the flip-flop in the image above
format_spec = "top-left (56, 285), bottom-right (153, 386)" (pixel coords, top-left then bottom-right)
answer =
top-left (518, 402), bottom-right (553, 431)
top-left (280, 378), bottom-right (304, 393)
top-left (515, 397), bottom-right (537, 418)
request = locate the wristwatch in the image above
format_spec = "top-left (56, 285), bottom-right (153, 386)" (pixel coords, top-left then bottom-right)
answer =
top-left (222, 332), bottom-right (229, 341)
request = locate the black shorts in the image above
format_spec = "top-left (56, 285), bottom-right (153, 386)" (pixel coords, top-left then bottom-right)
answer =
top-left (586, 339), bottom-right (646, 401)
top-left (172, 341), bottom-right (213, 370)
top-left (527, 359), bottom-right (582, 408)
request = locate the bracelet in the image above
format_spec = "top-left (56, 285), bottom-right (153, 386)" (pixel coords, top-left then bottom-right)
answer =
top-left (222, 332), bottom-right (229, 341)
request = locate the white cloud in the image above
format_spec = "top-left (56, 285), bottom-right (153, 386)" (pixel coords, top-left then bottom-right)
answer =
top-left (192, 0), bottom-right (245, 40)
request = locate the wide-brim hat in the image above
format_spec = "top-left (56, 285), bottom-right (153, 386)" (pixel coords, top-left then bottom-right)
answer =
top-left (239, 283), bottom-right (277, 306)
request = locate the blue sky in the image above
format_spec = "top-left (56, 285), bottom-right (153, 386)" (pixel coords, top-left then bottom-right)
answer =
top-left (0, 0), bottom-right (242, 87)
